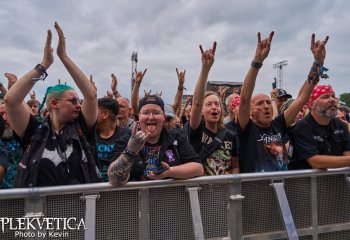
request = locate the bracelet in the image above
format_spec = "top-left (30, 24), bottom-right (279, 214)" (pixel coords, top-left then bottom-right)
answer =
top-left (178, 86), bottom-right (186, 91)
top-left (123, 147), bottom-right (138, 157)
top-left (32, 64), bottom-right (48, 82)
top-left (251, 61), bottom-right (263, 69)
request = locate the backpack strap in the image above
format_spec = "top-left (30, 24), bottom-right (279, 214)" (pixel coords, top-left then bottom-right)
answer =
top-left (198, 129), bottom-right (226, 162)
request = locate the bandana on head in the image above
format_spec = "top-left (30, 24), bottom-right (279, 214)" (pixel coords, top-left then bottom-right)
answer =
top-left (308, 85), bottom-right (335, 106)
top-left (232, 96), bottom-right (240, 108)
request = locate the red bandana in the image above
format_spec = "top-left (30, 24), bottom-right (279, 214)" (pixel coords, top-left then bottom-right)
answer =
top-left (231, 96), bottom-right (240, 108)
top-left (308, 85), bottom-right (335, 106)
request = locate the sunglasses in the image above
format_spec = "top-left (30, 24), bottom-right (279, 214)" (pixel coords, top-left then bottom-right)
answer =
top-left (56, 97), bottom-right (80, 105)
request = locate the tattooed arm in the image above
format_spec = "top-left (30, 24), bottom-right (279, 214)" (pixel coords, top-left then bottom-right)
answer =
top-left (108, 122), bottom-right (148, 186)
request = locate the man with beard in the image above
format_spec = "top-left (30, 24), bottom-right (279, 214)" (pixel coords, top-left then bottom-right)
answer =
top-left (108, 94), bottom-right (203, 186)
top-left (288, 85), bottom-right (350, 170)
top-left (116, 97), bottom-right (135, 130)
top-left (0, 101), bottom-right (20, 188)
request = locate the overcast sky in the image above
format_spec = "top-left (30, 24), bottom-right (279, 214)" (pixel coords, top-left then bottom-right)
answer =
top-left (0, 0), bottom-right (348, 104)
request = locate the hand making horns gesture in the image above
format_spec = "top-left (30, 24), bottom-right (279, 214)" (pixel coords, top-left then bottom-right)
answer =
top-left (199, 41), bottom-right (217, 70)
top-left (253, 31), bottom-right (274, 64)
top-left (311, 34), bottom-right (329, 65)
top-left (176, 68), bottom-right (186, 85)
top-left (126, 122), bottom-right (148, 156)
top-left (135, 69), bottom-right (147, 84)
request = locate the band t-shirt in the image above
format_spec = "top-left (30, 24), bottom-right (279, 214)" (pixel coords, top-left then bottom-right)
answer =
top-left (20, 114), bottom-right (91, 186)
top-left (238, 114), bottom-right (289, 173)
top-left (129, 128), bottom-right (201, 181)
top-left (188, 122), bottom-right (238, 175)
top-left (96, 127), bottom-right (130, 182)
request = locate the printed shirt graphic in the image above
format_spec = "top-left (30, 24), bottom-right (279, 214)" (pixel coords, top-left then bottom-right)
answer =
top-left (255, 130), bottom-right (288, 172)
top-left (201, 130), bottom-right (236, 175)
top-left (96, 127), bottom-right (130, 182)
top-left (142, 145), bottom-right (161, 175)
top-left (188, 122), bottom-right (238, 176)
top-left (21, 116), bottom-right (86, 186)
top-left (238, 114), bottom-right (289, 173)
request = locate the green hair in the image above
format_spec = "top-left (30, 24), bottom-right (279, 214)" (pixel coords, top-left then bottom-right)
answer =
top-left (38, 84), bottom-right (75, 119)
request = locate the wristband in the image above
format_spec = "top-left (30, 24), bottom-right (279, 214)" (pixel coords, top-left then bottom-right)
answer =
top-left (123, 147), bottom-right (138, 157)
top-left (32, 64), bottom-right (48, 82)
top-left (251, 62), bottom-right (263, 69)
top-left (178, 86), bottom-right (186, 91)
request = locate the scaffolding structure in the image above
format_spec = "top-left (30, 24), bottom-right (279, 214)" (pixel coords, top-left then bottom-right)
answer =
top-left (131, 51), bottom-right (138, 94)
top-left (273, 60), bottom-right (288, 89)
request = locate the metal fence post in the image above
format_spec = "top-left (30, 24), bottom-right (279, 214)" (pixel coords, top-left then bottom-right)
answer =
top-left (227, 179), bottom-right (244, 240)
top-left (187, 186), bottom-right (204, 240)
top-left (139, 189), bottom-right (150, 240)
top-left (24, 188), bottom-right (45, 240)
top-left (82, 194), bottom-right (99, 240)
top-left (271, 181), bottom-right (299, 240)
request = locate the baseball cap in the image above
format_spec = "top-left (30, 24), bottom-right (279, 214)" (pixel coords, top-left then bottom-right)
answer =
top-left (277, 89), bottom-right (292, 99)
top-left (138, 95), bottom-right (165, 112)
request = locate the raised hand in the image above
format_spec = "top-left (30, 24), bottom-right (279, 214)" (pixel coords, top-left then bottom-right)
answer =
top-left (135, 69), bottom-right (147, 84)
top-left (311, 34), bottom-right (329, 65)
top-left (144, 90), bottom-right (152, 96)
top-left (105, 91), bottom-right (114, 99)
top-left (176, 68), bottom-right (186, 85)
top-left (155, 91), bottom-right (162, 97)
top-left (111, 73), bottom-right (117, 92)
top-left (219, 86), bottom-right (230, 98)
top-left (89, 74), bottom-right (97, 91)
top-left (253, 31), bottom-right (274, 63)
top-left (199, 41), bottom-right (216, 69)
top-left (127, 122), bottom-right (148, 155)
top-left (54, 22), bottom-right (67, 59)
top-left (29, 91), bottom-right (36, 100)
top-left (41, 30), bottom-right (54, 69)
top-left (4, 73), bottom-right (17, 89)
top-left (270, 88), bottom-right (279, 101)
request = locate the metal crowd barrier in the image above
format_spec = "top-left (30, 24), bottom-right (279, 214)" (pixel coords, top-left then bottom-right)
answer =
top-left (1, 168), bottom-right (350, 240)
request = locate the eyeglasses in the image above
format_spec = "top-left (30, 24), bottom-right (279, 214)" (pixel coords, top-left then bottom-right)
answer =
top-left (56, 97), bottom-right (80, 105)
top-left (139, 110), bottom-right (163, 117)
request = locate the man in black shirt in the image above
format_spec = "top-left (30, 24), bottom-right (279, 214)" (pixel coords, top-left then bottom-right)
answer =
top-left (96, 98), bottom-right (130, 182)
top-left (289, 85), bottom-right (350, 169)
top-left (238, 32), bottom-right (328, 173)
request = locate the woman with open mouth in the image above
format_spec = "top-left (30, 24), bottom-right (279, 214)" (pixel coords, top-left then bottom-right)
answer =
top-left (187, 42), bottom-right (239, 176)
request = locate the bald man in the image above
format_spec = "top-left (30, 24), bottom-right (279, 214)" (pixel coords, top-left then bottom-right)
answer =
top-left (237, 32), bottom-right (327, 173)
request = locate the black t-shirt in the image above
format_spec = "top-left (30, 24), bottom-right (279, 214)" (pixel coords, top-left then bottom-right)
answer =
top-left (288, 114), bottom-right (350, 169)
top-left (238, 114), bottom-right (289, 173)
top-left (224, 120), bottom-right (238, 136)
top-left (96, 127), bottom-right (130, 182)
top-left (20, 114), bottom-right (94, 186)
top-left (188, 122), bottom-right (238, 175)
top-left (130, 128), bottom-right (201, 181)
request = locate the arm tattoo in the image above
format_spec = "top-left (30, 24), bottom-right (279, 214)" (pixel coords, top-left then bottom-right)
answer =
top-left (108, 153), bottom-right (137, 186)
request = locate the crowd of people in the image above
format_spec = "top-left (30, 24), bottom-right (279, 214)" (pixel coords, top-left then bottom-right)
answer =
top-left (0, 22), bottom-right (349, 189)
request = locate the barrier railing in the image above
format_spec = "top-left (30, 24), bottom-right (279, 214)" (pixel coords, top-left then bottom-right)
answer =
top-left (1, 168), bottom-right (350, 240)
